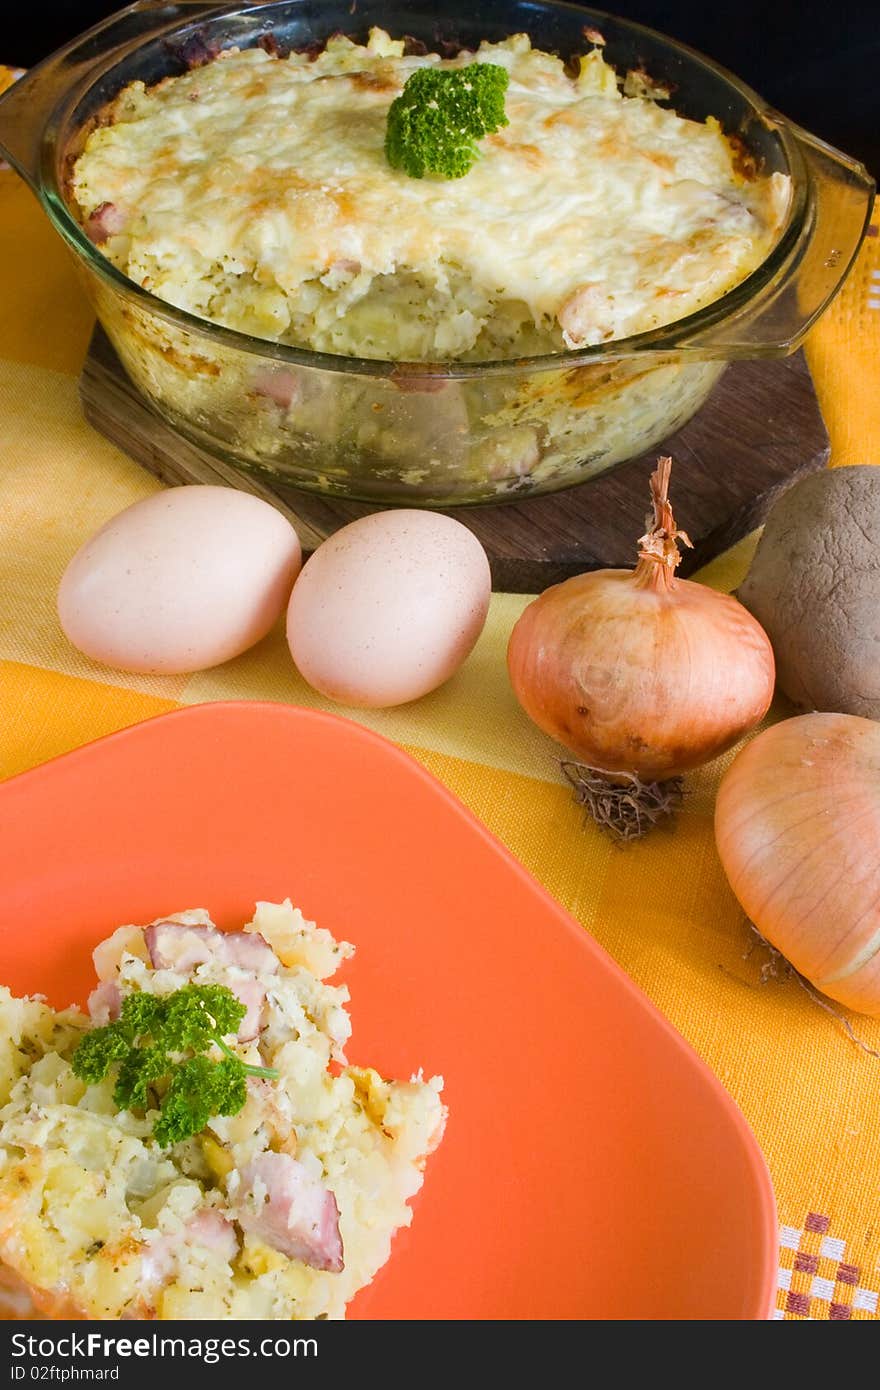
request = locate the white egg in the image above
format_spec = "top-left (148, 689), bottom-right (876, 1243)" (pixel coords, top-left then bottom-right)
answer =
top-left (58, 486), bottom-right (302, 674)
top-left (286, 510), bottom-right (492, 708)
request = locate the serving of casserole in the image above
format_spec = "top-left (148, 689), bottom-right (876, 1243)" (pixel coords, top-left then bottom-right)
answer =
top-left (0, 0), bottom-right (869, 503)
top-left (71, 29), bottom-right (789, 364)
top-left (0, 901), bottom-right (445, 1320)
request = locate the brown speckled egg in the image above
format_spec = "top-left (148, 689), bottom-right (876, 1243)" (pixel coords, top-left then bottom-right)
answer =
top-left (58, 486), bottom-right (301, 674)
top-left (287, 510), bottom-right (491, 707)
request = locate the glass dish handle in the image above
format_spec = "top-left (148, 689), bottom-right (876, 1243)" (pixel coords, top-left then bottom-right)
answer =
top-left (680, 122), bottom-right (875, 359)
top-left (0, 1), bottom-right (239, 186)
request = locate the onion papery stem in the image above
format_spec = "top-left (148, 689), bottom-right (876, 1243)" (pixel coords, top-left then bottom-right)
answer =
top-left (633, 455), bottom-right (693, 593)
top-left (561, 760), bottom-right (684, 842)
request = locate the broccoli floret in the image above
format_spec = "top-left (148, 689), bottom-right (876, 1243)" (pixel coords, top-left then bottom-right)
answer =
top-left (119, 991), bottom-right (164, 1040)
top-left (71, 1020), bottom-right (131, 1086)
top-left (113, 1043), bottom-right (168, 1112)
top-left (160, 983), bottom-right (246, 1052)
top-left (70, 983), bottom-right (275, 1148)
top-left (384, 63), bottom-right (510, 179)
top-left (153, 1055), bottom-right (247, 1149)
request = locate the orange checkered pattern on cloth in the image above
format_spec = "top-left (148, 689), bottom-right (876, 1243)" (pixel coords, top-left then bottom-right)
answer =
top-left (0, 84), bottom-right (879, 1321)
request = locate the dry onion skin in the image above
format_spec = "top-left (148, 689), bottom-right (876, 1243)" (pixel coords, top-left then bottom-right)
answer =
top-left (715, 712), bottom-right (880, 1017)
top-left (507, 457), bottom-right (776, 785)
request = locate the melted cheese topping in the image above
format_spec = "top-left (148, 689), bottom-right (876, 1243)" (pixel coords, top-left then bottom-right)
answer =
top-left (72, 29), bottom-right (790, 361)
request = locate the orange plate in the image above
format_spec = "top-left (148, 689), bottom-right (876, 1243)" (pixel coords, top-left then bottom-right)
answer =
top-left (0, 702), bottom-right (776, 1320)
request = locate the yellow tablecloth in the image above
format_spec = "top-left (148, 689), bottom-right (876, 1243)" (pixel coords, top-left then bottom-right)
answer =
top-left (1, 146), bottom-right (879, 1320)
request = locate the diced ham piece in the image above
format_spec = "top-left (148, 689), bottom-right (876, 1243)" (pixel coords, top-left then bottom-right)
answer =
top-left (136, 1209), bottom-right (237, 1307)
top-left (87, 979), bottom-right (121, 1025)
top-left (558, 282), bottom-right (615, 347)
top-left (219, 931), bottom-right (279, 975)
top-left (85, 201), bottom-right (126, 245)
top-left (145, 921), bottom-right (278, 976)
top-left (144, 922), bottom-right (224, 974)
top-left (252, 367), bottom-right (300, 410)
top-left (144, 922), bottom-right (278, 1041)
top-left (232, 974), bottom-right (267, 1042)
top-left (232, 1153), bottom-right (343, 1272)
top-left (187, 1209), bottom-right (238, 1263)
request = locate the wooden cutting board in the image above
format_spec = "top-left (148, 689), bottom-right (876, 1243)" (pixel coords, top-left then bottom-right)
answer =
top-left (79, 327), bottom-right (829, 592)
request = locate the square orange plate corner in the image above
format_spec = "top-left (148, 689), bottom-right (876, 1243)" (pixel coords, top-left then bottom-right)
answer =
top-left (0, 700), bottom-right (777, 1320)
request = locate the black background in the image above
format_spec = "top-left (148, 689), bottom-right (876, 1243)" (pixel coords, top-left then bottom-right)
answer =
top-left (4, 0), bottom-right (880, 175)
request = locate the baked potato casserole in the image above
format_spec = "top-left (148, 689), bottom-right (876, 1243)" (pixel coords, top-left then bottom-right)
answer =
top-left (59, 24), bottom-right (794, 502)
top-left (0, 901), bottom-right (446, 1320)
top-left (72, 28), bottom-right (789, 362)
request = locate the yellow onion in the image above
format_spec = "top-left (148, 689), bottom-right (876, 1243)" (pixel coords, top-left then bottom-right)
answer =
top-left (507, 458), bottom-right (775, 782)
top-left (716, 712), bottom-right (880, 1016)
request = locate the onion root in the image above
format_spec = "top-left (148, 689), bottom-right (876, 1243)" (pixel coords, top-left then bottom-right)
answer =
top-left (560, 760), bottom-right (684, 842)
top-left (744, 924), bottom-right (880, 1059)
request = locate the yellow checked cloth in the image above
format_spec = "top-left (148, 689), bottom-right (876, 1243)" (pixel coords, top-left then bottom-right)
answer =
top-left (1, 148), bottom-right (880, 1321)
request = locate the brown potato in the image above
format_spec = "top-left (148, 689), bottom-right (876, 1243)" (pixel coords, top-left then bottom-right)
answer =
top-left (739, 466), bottom-right (880, 717)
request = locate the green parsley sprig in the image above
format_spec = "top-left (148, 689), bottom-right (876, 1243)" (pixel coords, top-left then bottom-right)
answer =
top-left (72, 985), bottom-right (278, 1148)
top-left (384, 63), bottom-right (510, 180)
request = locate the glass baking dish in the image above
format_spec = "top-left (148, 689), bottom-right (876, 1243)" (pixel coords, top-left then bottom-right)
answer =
top-left (0, 0), bottom-right (874, 505)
